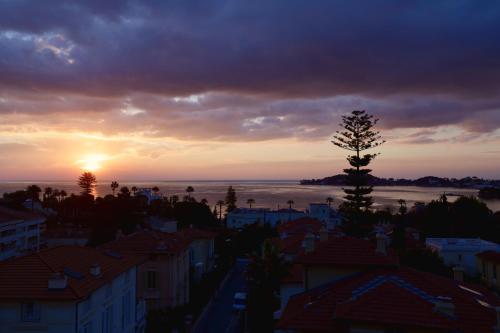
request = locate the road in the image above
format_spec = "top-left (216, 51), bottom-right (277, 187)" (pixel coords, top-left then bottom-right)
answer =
top-left (192, 259), bottom-right (248, 333)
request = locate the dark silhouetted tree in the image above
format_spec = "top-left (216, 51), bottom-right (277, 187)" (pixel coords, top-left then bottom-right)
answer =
top-left (216, 200), bottom-right (225, 220)
top-left (332, 110), bottom-right (385, 211)
top-left (78, 172), bottom-right (97, 195)
top-left (225, 186), bottom-right (237, 213)
top-left (247, 198), bottom-right (255, 208)
top-left (186, 186), bottom-right (194, 198)
top-left (111, 181), bottom-right (119, 196)
top-left (326, 196), bottom-right (334, 208)
top-left (286, 200), bottom-right (294, 209)
top-left (26, 185), bottom-right (41, 210)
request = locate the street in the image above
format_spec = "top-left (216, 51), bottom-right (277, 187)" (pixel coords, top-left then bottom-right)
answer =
top-left (192, 259), bottom-right (248, 333)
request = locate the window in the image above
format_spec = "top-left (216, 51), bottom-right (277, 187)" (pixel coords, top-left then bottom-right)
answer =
top-left (146, 271), bottom-right (157, 289)
top-left (21, 302), bottom-right (40, 322)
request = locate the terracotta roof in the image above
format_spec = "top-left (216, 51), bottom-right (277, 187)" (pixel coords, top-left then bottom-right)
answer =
top-left (0, 205), bottom-right (43, 224)
top-left (0, 246), bottom-right (145, 301)
top-left (102, 230), bottom-right (189, 255)
top-left (277, 217), bottom-right (323, 235)
top-left (296, 236), bottom-right (398, 267)
top-left (477, 251), bottom-right (500, 264)
top-left (44, 227), bottom-right (90, 239)
top-left (278, 267), bottom-right (500, 333)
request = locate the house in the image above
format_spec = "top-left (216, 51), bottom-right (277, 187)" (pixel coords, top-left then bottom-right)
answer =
top-left (44, 226), bottom-right (90, 248)
top-left (307, 203), bottom-right (342, 229)
top-left (477, 251), bottom-right (500, 290)
top-left (277, 267), bottom-right (500, 333)
top-left (177, 227), bottom-right (217, 283)
top-left (296, 233), bottom-right (398, 290)
top-left (0, 246), bottom-right (146, 333)
top-left (102, 230), bottom-right (190, 310)
top-left (0, 206), bottom-right (45, 261)
top-left (148, 216), bottom-right (178, 233)
top-left (226, 208), bottom-right (306, 229)
top-left (134, 188), bottom-right (162, 205)
top-left (426, 238), bottom-right (500, 276)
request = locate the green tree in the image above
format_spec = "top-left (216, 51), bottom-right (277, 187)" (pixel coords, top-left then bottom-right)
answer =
top-left (225, 186), bottom-right (237, 213)
top-left (78, 172), bottom-right (97, 196)
top-left (111, 181), bottom-right (119, 196)
top-left (247, 198), bottom-right (255, 208)
top-left (332, 110), bottom-right (385, 211)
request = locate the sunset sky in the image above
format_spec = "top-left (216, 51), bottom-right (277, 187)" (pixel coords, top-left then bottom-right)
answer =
top-left (1, 1), bottom-right (500, 180)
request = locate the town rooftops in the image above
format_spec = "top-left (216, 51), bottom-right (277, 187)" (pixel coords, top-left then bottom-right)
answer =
top-left (177, 227), bottom-right (217, 241)
top-left (102, 230), bottom-right (190, 255)
top-left (278, 267), bottom-right (500, 333)
top-left (0, 205), bottom-right (43, 225)
top-left (44, 227), bottom-right (91, 239)
top-left (0, 245), bottom-right (144, 301)
top-left (477, 251), bottom-right (500, 264)
top-left (277, 217), bottom-right (323, 236)
top-left (296, 236), bottom-right (398, 267)
top-left (426, 238), bottom-right (500, 252)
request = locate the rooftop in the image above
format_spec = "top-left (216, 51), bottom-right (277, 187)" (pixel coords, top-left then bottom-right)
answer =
top-left (278, 267), bottom-right (500, 333)
top-left (296, 236), bottom-right (399, 267)
top-left (0, 205), bottom-right (43, 225)
top-left (102, 230), bottom-right (190, 255)
top-left (277, 217), bottom-right (323, 235)
top-left (0, 245), bottom-right (144, 301)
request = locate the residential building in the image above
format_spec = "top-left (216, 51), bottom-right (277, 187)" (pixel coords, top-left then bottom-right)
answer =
top-left (477, 251), bottom-right (500, 290)
top-left (102, 230), bottom-right (190, 310)
top-left (148, 216), bottom-right (178, 233)
top-left (177, 227), bottom-right (216, 283)
top-left (0, 245), bottom-right (146, 333)
top-left (134, 188), bottom-right (162, 205)
top-left (426, 238), bottom-right (500, 276)
top-left (44, 226), bottom-right (90, 248)
top-left (226, 208), bottom-right (306, 229)
top-left (0, 206), bottom-right (45, 261)
top-left (277, 267), bottom-right (500, 333)
top-left (307, 203), bottom-right (342, 229)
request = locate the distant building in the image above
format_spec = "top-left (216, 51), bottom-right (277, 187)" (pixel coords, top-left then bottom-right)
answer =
top-left (135, 188), bottom-right (162, 204)
top-left (426, 238), bottom-right (500, 276)
top-left (277, 266), bottom-right (500, 333)
top-left (307, 203), bottom-right (342, 229)
top-left (0, 206), bottom-right (45, 261)
top-left (148, 216), bottom-right (178, 233)
top-left (226, 208), bottom-right (306, 228)
top-left (44, 226), bottom-right (90, 248)
top-left (102, 230), bottom-right (190, 310)
top-left (0, 246), bottom-right (146, 333)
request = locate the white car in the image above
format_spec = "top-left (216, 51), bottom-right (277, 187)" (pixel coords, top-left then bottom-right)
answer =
top-left (232, 292), bottom-right (247, 311)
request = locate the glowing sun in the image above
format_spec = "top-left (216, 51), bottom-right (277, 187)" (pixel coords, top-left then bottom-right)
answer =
top-left (77, 154), bottom-right (108, 172)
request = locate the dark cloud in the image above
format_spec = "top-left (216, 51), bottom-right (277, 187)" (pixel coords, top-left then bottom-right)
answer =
top-left (1, 1), bottom-right (500, 139)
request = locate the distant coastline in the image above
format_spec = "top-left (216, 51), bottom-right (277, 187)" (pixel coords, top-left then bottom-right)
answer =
top-left (300, 174), bottom-right (500, 190)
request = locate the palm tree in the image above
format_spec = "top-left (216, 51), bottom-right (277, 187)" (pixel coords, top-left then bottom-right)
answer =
top-left (286, 200), bottom-right (295, 209)
top-left (111, 181), bottom-right (119, 196)
top-left (200, 198), bottom-right (208, 205)
top-left (53, 189), bottom-right (60, 202)
top-left (131, 186), bottom-right (138, 196)
top-left (216, 200), bottom-right (225, 220)
top-left (170, 195), bottom-right (179, 205)
top-left (247, 198), bottom-right (255, 208)
top-left (43, 187), bottom-right (53, 202)
top-left (398, 199), bottom-right (407, 215)
top-left (326, 196), bottom-right (334, 208)
top-left (152, 186), bottom-right (160, 195)
top-left (60, 190), bottom-right (67, 201)
top-left (26, 185), bottom-right (41, 211)
top-left (78, 172), bottom-right (97, 196)
top-left (186, 186), bottom-right (194, 198)
top-left (119, 186), bottom-right (131, 197)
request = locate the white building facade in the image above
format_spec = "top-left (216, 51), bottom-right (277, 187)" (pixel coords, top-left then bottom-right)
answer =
top-left (426, 237), bottom-right (500, 276)
top-left (0, 206), bottom-right (45, 261)
top-left (226, 208), bottom-right (306, 229)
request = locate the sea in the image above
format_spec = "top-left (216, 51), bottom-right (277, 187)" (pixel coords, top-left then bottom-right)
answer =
top-left (1, 180), bottom-right (499, 213)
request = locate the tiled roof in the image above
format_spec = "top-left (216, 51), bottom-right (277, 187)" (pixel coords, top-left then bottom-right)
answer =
top-left (296, 236), bottom-right (398, 267)
top-left (278, 267), bottom-right (500, 333)
top-left (277, 217), bottom-right (322, 235)
top-left (282, 264), bottom-right (303, 284)
top-left (0, 205), bottom-right (43, 224)
top-left (0, 246), bottom-right (145, 301)
top-left (477, 250), bottom-right (500, 264)
top-left (102, 230), bottom-right (190, 255)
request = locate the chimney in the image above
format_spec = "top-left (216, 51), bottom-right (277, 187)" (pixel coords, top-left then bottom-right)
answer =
top-left (90, 263), bottom-right (101, 277)
top-left (375, 232), bottom-right (387, 255)
top-left (48, 272), bottom-right (68, 290)
top-left (452, 266), bottom-right (464, 283)
top-left (434, 297), bottom-right (455, 317)
top-left (319, 226), bottom-right (328, 242)
top-left (304, 232), bottom-right (315, 253)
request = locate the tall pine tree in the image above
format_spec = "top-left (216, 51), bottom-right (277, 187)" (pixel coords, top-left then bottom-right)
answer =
top-left (332, 110), bottom-right (385, 211)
